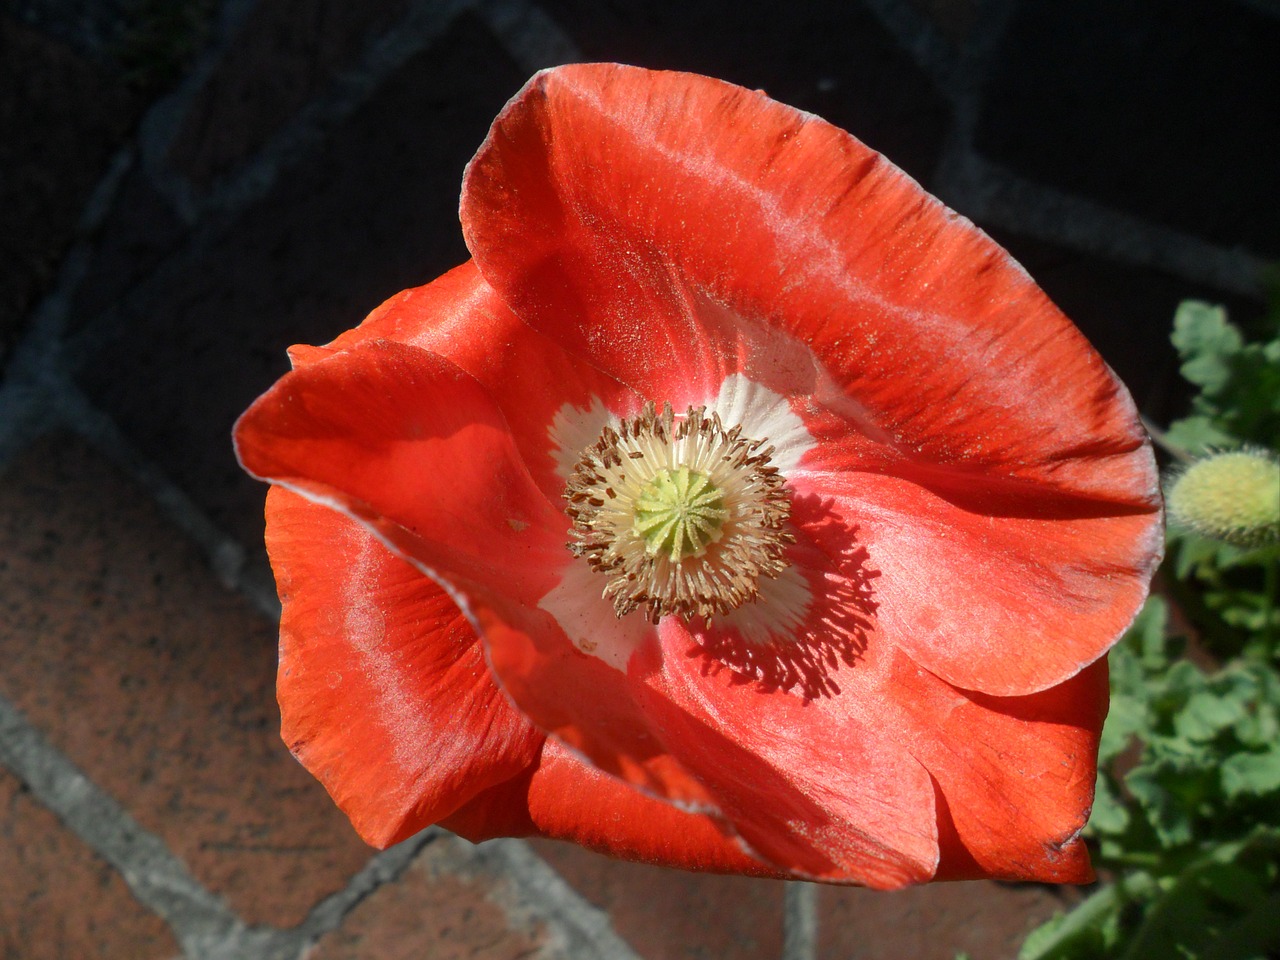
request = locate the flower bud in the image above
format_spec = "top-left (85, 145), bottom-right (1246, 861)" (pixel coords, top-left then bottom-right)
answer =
top-left (1167, 449), bottom-right (1280, 548)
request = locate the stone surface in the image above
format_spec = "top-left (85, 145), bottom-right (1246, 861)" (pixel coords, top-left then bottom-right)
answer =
top-left (818, 879), bottom-right (1080, 960)
top-left (0, 434), bottom-right (372, 927)
top-left (311, 837), bottom-right (547, 960)
top-left (166, 0), bottom-right (411, 185)
top-left (67, 166), bottom-right (188, 335)
top-left (538, 0), bottom-right (951, 185)
top-left (0, 767), bottom-right (179, 960)
top-left (76, 13), bottom-right (525, 556)
top-left (0, 14), bottom-right (138, 358)
top-left (906, 0), bottom-right (979, 44)
top-left (977, 0), bottom-right (1279, 257)
top-left (531, 840), bottom-right (784, 959)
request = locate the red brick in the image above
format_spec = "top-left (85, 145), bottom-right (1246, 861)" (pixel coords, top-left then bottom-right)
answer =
top-left (530, 839), bottom-right (784, 959)
top-left (818, 879), bottom-right (1081, 960)
top-left (0, 435), bottom-right (371, 926)
top-left (0, 768), bottom-right (178, 959)
top-left (311, 839), bottom-right (546, 960)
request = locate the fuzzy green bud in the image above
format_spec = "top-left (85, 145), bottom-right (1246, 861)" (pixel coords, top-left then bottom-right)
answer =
top-left (1167, 449), bottom-right (1280, 548)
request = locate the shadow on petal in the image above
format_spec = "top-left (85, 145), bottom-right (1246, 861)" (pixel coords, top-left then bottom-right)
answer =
top-left (680, 492), bottom-right (880, 700)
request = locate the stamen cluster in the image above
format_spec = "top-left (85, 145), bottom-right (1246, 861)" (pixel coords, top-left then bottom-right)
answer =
top-left (564, 401), bottom-right (792, 622)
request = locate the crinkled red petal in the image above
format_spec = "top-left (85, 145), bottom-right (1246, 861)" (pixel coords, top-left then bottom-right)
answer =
top-left (460, 62), bottom-right (1161, 695)
top-left (910, 659), bottom-right (1106, 884)
top-left (236, 339), bottom-right (709, 813)
top-left (266, 487), bottom-right (542, 847)
top-left (794, 465), bottom-right (1162, 695)
top-left (444, 739), bottom-right (780, 876)
top-left (235, 339), bottom-right (567, 603)
top-left (647, 493), bottom-right (1102, 885)
top-left (633, 622), bottom-right (939, 889)
top-left (292, 260), bottom-right (639, 501)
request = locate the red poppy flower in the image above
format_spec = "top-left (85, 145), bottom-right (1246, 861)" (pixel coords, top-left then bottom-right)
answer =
top-left (234, 64), bottom-right (1162, 889)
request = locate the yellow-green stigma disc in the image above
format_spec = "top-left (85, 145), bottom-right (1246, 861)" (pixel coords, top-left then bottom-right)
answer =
top-left (632, 466), bottom-right (728, 561)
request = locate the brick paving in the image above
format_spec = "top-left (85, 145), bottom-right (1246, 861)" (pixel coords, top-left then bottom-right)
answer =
top-left (0, 0), bottom-right (1271, 957)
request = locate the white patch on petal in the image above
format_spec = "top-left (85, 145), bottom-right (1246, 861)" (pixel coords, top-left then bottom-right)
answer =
top-left (339, 527), bottom-right (429, 770)
top-left (540, 373), bottom-right (819, 669)
top-left (712, 562), bottom-right (812, 645)
top-left (707, 373), bottom-right (814, 477)
top-left (538, 560), bottom-right (655, 670)
top-left (548, 396), bottom-right (619, 483)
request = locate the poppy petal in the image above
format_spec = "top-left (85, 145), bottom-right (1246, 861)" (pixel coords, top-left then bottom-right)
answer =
top-left (235, 339), bottom-right (568, 605)
top-left (299, 260), bottom-right (642, 501)
top-left (795, 468), bottom-right (1162, 695)
top-left (445, 739), bottom-right (780, 876)
top-left (236, 340), bottom-right (711, 809)
top-left (265, 487), bottom-right (543, 847)
top-left (462, 63), bottom-right (1152, 504)
top-left (632, 620), bottom-right (939, 889)
top-left (460, 63), bottom-right (1159, 694)
top-left (884, 656), bottom-right (1107, 883)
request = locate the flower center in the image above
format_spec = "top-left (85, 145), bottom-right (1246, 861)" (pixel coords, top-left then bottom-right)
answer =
top-left (564, 402), bottom-right (792, 623)
top-left (633, 466), bottom-right (728, 560)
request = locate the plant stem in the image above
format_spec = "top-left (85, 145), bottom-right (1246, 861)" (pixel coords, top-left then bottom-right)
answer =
top-left (1141, 415), bottom-right (1195, 464)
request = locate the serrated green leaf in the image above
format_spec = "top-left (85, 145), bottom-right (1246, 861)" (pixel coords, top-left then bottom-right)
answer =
top-left (1099, 694), bottom-right (1146, 764)
top-left (1233, 671), bottom-right (1280, 747)
top-left (1172, 302), bottom-right (1243, 393)
top-left (1089, 774), bottom-right (1131, 836)
top-left (1172, 301), bottom-right (1242, 357)
top-left (1126, 765), bottom-right (1195, 847)
top-left (1175, 690), bottom-right (1248, 742)
top-left (1171, 532), bottom-right (1242, 580)
top-left (1161, 661), bottom-right (1211, 703)
top-left (1165, 416), bottom-right (1237, 456)
top-left (1221, 747), bottom-right (1280, 798)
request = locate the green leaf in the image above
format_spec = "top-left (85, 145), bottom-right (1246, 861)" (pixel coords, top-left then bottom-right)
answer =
top-left (1221, 747), bottom-right (1280, 799)
top-left (1171, 301), bottom-right (1243, 394)
top-left (1174, 690), bottom-right (1248, 742)
top-left (1198, 891), bottom-right (1280, 960)
top-left (1122, 864), bottom-right (1262, 960)
top-left (1019, 875), bottom-right (1157, 960)
top-left (1126, 765), bottom-right (1194, 847)
top-left (1122, 830), bottom-right (1280, 960)
top-left (1132, 597), bottom-right (1171, 669)
top-left (1099, 693), bottom-right (1146, 765)
top-left (1165, 416), bottom-right (1236, 456)
top-left (1088, 774), bottom-right (1131, 836)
